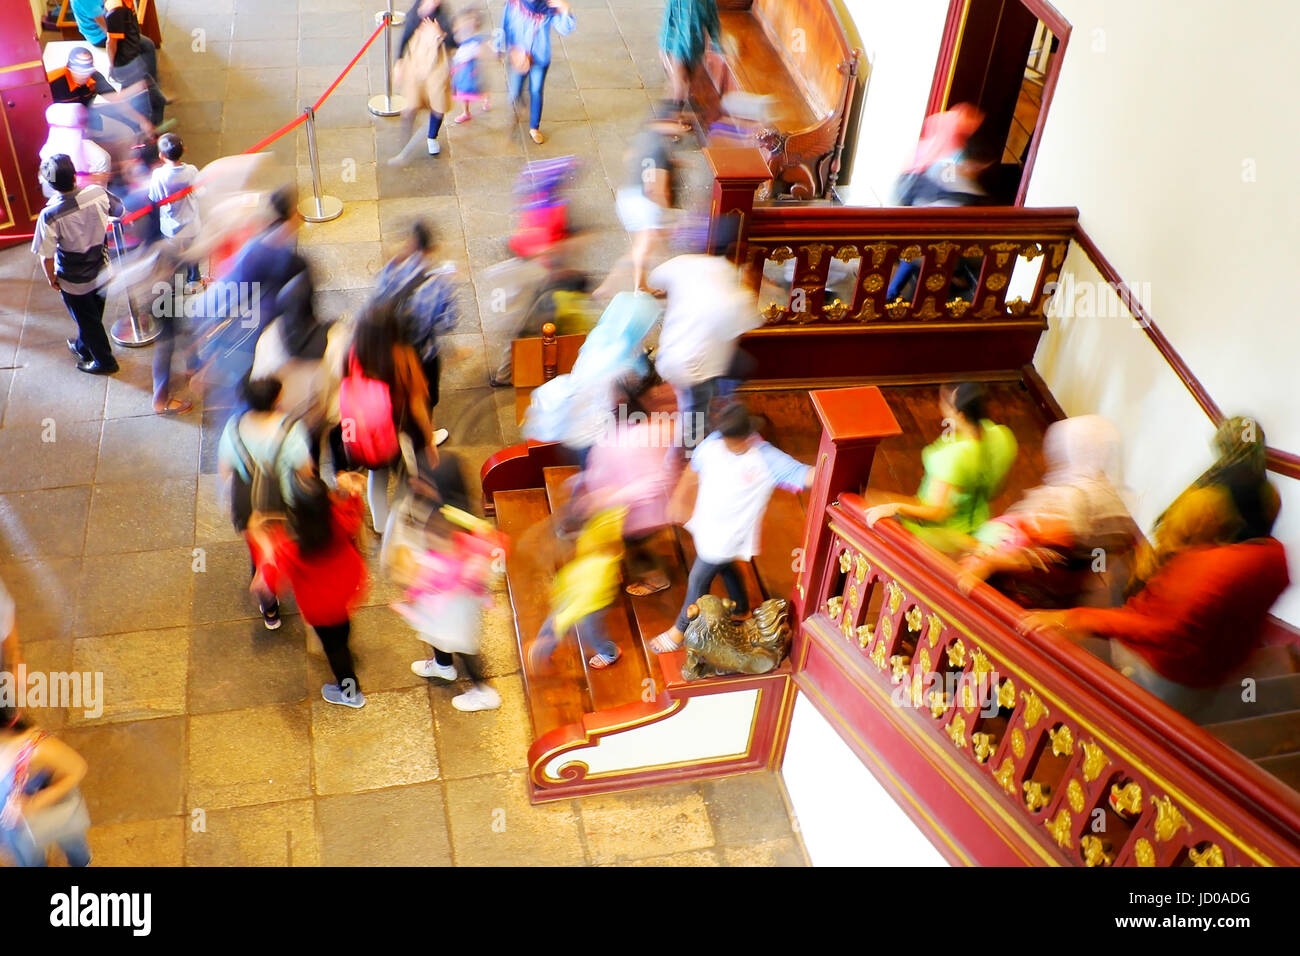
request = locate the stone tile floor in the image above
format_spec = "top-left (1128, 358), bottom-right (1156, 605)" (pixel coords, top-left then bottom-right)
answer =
top-left (0, 0), bottom-right (809, 865)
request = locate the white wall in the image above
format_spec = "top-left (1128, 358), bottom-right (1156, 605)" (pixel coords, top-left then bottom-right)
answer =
top-left (1027, 0), bottom-right (1300, 623)
top-left (782, 694), bottom-right (950, 866)
top-left (837, 0), bottom-right (952, 206)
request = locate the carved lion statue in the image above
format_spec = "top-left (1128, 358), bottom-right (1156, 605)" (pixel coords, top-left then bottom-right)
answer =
top-left (680, 595), bottom-right (791, 681)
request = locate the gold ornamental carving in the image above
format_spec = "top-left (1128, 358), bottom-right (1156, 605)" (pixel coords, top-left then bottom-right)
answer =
top-left (879, 616), bottom-right (893, 645)
top-left (985, 273), bottom-right (1008, 292)
top-left (990, 241), bottom-right (1020, 268)
top-left (1048, 725), bottom-right (1074, 757)
top-left (930, 693), bottom-right (950, 719)
top-left (1045, 809), bottom-right (1073, 848)
top-left (928, 240), bottom-right (960, 265)
top-left (1021, 242), bottom-right (1044, 261)
top-left (974, 296), bottom-right (1000, 319)
top-left (1024, 780), bottom-right (1050, 812)
top-left (947, 712), bottom-right (967, 749)
top-left (841, 614), bottom-right (856, 641)
top-left (1151, 795), bottom-right (1192, 843)
top-left (1133, 838), bottom-right (1156, 867)
top-left (959, 680), bottom-right (977, 711)
top-left (854, 554), bottom-right (869, 584)
top-left (889, 654), bottom-right (911, 684)
top-left (909, 673), bottom-right (924, 707)
top-left (1189, 844), bottom-right (1225, 868)
top-left (925, 274), bottom-right (946, 292)
top-left (885, 581), bottom-right (903, 614)
top-left (997, 679), bottom-right (1016, 710)
top-left (993, 759), bottom-right (1017, 795)
top-left (972, 733), bottom-right (996, 764)
top-left (846, 584), bottom-right (859, 611)
top-left (826, 596), bottom-right (843, 620)
top-left (823, 300), bottom-right (848, 322)
top-left (1050, 242), bottom-right (1067, 269)
top-left (917, 647), bottom-right (931, 677)
top-left (900, 244), bottom-right (922, 261)
top-left (1080, 835), bottom-right (1112, 867)
top-left (769, 245), bottom-right (795, 264)
top-left (1006, 297), bottom-right (1029, 317)
top-left (1011, 728), bottom-right (1026, 759)
top-left (926, 613), bottom-right (943, 648)
top-left (761, 302), bottom-right (785, 324)
top-left (803, 243), bottom-right (833, 269)
top-left (1110, 782), bottom-right (1142, 816)
top-left (1020, 689), bottom-right (1048, 729)
top-left (1066, 779), bottom-right (1085, 814)
top-left (854, 299), bottom-right (883, 322)
top-left (970, 647), bottom-right (994, 680)
top-left (947, 298), bottom-right (971, 318)
top-left (1081, 742), bottom-right (1111, 783)
top-left (904, 606), bottom-right (924, 633)
top-left (915, 297), bottom-right (943, 321)
top-left (947, 638), bottom-right (967, 668)
top-left (885, 299), bottom-right (910, 320)
top-left (857, 624), bottom-right (873, 649)
top-left (839, 551), bottom-right (853, 574)
top-left (861, 273), bottom-right (884, 293)
top-left (870, 639), bottom-right (888, 670)
top-left (833, 245), bottom-right (860, 263)
top-left (861, 241), bottom-right (893, 268)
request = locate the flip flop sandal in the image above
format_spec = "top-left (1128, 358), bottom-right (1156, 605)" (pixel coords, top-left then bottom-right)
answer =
top-left (588, 649), bottom-right (621, 669)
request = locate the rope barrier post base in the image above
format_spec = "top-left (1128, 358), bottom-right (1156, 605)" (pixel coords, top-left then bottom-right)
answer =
top-left (299, 106), bottom-right (344, 223)
top-left (367, 10), bottom-right (407, 117)
top-left (109, 221), bottom-right (161, 347)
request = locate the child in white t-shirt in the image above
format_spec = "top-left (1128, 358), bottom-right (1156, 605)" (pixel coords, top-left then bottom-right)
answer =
top-left (649, 401), bottom-right (814, 654)
top-left (148, 133), bottom-right (201, 285)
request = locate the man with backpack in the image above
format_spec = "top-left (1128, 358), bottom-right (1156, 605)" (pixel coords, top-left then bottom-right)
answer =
top-left (217, 377), bottom-right (316, 630)
top-left (372, 221), bottom-right (458, 447)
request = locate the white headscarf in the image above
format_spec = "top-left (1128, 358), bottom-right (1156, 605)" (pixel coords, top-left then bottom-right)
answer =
top-left (39, 103), bottom-right (110, 177)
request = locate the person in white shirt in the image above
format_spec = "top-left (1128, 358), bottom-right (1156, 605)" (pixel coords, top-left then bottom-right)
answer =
top-left (38, 104), bottom-right (111, 191)
top-left (147, 133), bottom-right (201, 284)
top-left (649, 401), bottom-right (814, 654)
top-left (648, 253), bottom-right (761, 451)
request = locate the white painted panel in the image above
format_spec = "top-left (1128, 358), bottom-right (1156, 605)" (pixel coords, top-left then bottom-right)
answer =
top-left (782, 694), bottom-right (950, 866)
top-left (543, 689), bottom-right (759, 781)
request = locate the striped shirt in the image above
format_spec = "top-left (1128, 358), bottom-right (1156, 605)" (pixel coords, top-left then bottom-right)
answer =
top-left (31, 185), bottom-right (124, 295)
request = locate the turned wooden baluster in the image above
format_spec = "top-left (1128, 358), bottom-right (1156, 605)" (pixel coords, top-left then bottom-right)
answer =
top-left (704, 146), bottom-right (773, 267)
top-left (541, 322), bottom-right (558, 382)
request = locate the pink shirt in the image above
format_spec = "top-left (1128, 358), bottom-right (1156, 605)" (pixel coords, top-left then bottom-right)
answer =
top-left (584, 418), bottom-right (682, 536)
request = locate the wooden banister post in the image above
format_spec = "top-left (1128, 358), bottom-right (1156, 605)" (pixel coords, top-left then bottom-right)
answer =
top-left (792, 387), bottom-right (902, 623)
top-left (541, 322), bottom-right (558, 381)
top-left (703, 147), bottom-right (772, 268)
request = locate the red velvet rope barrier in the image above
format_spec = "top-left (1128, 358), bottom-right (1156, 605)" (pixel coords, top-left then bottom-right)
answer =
top-left (115, 20), bottom-right (388, 227)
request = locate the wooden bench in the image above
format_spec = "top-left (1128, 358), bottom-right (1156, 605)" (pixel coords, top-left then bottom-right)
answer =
top-left (693, 0), bottom-right (860, 200)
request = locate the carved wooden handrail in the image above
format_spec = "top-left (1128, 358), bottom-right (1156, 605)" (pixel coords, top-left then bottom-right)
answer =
top-left (796, 494), bottom-right (1300, 866)
top-left (743, 205), bottom-right (1079, 329)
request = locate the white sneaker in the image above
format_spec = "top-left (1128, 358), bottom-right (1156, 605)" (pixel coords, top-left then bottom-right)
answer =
top-left (453, 684), bottom-right (502, 712)
top-left (434, 428), bottom-right (449, 446)
top-left (427, 137), bottom-right (441, 155)
top-left (412, 658), bottom-right (458, 680)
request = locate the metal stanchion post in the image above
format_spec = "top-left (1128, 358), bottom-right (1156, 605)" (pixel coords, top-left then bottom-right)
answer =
top-left (109, 219), bottom-right (161, 347)
top-left (379, 0), bottom-right (405, 26)
top-left (299, 106), bottom-right (344, 223)
top-left (367, 10), bottom-right (407, 117)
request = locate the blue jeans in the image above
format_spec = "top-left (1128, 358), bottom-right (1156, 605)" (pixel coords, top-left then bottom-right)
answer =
top-left (508, 63), bottom-right (550, 130)
top-left (675, 558), bottom-right (749, 632)
top-left (0, 825), bottom-right (91, 867)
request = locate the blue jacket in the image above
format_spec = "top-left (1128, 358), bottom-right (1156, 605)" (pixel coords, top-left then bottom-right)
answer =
top-left (502, 0), bottom-right (576, 69)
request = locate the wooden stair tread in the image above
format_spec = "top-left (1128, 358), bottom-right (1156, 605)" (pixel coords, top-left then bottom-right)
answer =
top-left (1195, 673), bottom-right (1300, 725)
top-left (574, 594), bottom-right (655, 713)
top-left (1205, 709), bottom-right (1300, 760)
top-left (1255, 751), bottom-right (1300, 791)
top-left (542, 465), bottom-right (579, 514)
top-left (494, 489), bottom-right (589, 736)
top-left (623, 526), bottom-right (689, 691)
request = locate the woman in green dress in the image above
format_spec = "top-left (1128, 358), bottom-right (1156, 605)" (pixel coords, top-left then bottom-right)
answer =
top-left (865, 383), bottom-right (1018, 556)
top-left (659, 0), bottom-right (722, 106)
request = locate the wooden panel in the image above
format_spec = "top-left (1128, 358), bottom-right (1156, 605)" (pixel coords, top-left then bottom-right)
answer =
top-left (510, 333), bottom-right (585, 388)
top-left (751, 0), bottom-right (850, 117)
top-left (1258, 753), bottom-right (1300, 792)
top-left (715, 12), bottom-right (816, 131)
top-left (494, 489), bottom-right (589, 737)
top-left (1205, 711), bottom-right (1300, 761)
top-left (542, 465), bottom-right (578, 515)
top-left (753, 489), bottom-right (804, 602)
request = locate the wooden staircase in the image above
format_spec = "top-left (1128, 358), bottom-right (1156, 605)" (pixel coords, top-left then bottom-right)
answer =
top-left (494, 459), bottom-right (805, 802)
top-left (1199, 647), bottom-right (1300, 791)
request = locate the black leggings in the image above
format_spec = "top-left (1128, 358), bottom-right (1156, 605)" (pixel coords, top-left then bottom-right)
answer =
top-left (315, 621), bottom-right (359, 691)
top-left (432, 648), bottom-right (485, 683)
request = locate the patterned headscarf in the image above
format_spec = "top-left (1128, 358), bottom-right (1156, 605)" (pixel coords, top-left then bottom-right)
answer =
top-left (1155, 415), bottom-right (1277, 541)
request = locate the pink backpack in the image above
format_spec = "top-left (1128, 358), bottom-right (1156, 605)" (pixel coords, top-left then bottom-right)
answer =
top-left (338, 356), bottom-right (399, 469)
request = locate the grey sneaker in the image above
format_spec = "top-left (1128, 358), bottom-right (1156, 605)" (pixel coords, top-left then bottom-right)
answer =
top-left (322, 682), bottom-right (366, 708)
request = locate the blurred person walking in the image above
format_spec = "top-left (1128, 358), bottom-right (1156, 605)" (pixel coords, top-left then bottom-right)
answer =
top-left (659, 0), bottom-right (721, 107)
top-left (390, 0), bottom-right (457, 163)
top-left (0, 705), bottom-right (92, 867)
top-left (502, 0), bottom-right (576, 145)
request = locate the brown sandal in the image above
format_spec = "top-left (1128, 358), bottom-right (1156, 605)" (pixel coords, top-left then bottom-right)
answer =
top-left (154, 397), bottom-right (193, 415)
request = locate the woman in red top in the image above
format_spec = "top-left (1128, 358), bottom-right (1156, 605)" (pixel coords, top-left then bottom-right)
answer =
top-left (1023, 486), bottom-right (1290, 713)
top-left (250, 472), bottom-right (370, 708)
